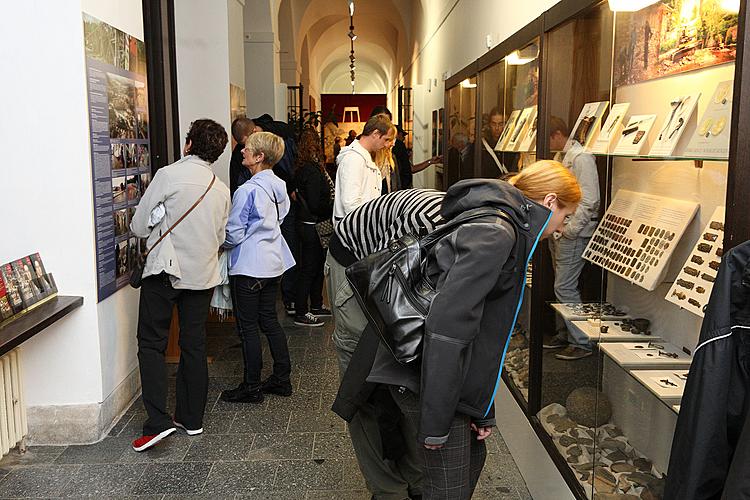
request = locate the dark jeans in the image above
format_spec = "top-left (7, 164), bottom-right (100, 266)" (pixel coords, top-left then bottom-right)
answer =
top-left (295, 223), bottom-right (325, 315)
top-left (390, 386), bottom-right (486, 500)
top-left (137, 273), bottom-right (213, 435)
top-left (280, 208), bottom-right (298, 306)
top-left (230, 275), bottom-right (291, 387)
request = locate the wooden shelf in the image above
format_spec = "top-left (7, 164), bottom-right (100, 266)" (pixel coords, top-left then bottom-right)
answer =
top-left (0, 296), bottom-right (84, 356)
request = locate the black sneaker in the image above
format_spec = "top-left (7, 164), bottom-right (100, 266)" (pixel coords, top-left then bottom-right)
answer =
top-left (294, 312), bottom-right (324, 327)
top-left (310, 307), bottom-right (332, 317)
top-left (220, 386), bottom-right (264, 404)
top-left (285, 302), bottom-right (296, 315)
top-left (220, 381), bottom-right (248, 399)
top-left (261, 377), bottom-right (293, 397)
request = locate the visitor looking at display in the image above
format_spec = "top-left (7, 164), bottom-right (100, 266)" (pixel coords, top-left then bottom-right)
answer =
top-left (129, 118), bottom-right (231, 452)
top-left (220, 132), bottom-right (295, 405)
top-left (334, 160), bottom-right (581, 498)
top-left (229, 117), bottom-right (255, 197)
top-left (543, 116), bottom-right (601, 361)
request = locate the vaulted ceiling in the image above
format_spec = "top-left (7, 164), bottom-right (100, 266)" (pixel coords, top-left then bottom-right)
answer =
top-left (276, 0), bottom-right (422, 95)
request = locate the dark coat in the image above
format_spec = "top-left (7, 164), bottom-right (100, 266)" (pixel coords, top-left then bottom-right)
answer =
top-left (333, 178), bottom-right (552, 446)
top-left (665, 240), bottom-right (750, 500)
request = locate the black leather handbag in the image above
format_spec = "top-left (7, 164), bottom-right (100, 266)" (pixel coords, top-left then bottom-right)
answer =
top-left (345, 207), bottom-right (512, 364)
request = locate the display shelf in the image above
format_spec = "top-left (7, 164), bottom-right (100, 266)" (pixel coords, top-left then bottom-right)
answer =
top-left (0, 296), bottom-right (83, 357)
top-left (549, 302), bottom-right (629, 321)
top-left (593, 153), bottom-right (728, 162)
top-left (600, 341), bottom-right (692, 370)
top-left (630, 369), bottom-right (689, 405)
top-left (570, 319), bottom-right (662, 343)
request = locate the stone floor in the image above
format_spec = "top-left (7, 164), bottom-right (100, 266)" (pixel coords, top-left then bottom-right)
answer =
top-left (0, 307), bottom-right (532, 499)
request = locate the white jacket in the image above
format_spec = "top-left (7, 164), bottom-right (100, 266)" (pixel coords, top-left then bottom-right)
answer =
top-left (131, 155), bottom-right (230, 289)
top-left (334, 139), bottom-right (382, 219)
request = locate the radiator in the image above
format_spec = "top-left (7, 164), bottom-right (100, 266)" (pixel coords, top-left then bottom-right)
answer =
top-left (0, 349), bottom-right (27, 456)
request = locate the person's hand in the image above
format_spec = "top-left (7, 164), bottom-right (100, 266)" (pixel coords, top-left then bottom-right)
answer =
top-left (432, 154), bottom-right (443, 164)
top-left (471, 423), bottom-right (492, 441)
top-left (424, 443), bottom-right (444, 450)
top-left (291, 191), bottom-right (298, 202)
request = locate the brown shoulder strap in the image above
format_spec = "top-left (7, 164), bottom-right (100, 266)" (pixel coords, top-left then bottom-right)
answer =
top-left (144, 174), bottom-right (216, 257)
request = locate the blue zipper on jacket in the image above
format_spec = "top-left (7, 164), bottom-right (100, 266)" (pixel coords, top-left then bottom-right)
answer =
top-left (484, 210), bottom-right (553, 417)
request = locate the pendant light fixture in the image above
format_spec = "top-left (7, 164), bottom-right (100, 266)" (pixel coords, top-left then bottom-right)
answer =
top-left (348, 1), bottom-right (356, 93)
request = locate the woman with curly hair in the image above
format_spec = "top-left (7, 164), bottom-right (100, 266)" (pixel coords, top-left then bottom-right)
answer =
top-left (130, 118), bottom-right (231, 451)
top-left (292, 127), bottom-right (334, 326)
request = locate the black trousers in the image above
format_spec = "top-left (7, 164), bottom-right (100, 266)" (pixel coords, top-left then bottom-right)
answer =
top-left (390, 386), bottom-right (486, 500)
top-left (137, 274), bottom-right (213, 435)
top-left (230, 275), bottom-right (291, 387)
top-left (294, 223), bottom-right (325, 316)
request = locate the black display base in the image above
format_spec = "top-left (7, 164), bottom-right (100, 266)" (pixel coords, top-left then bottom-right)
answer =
top-left (0, 296), bottom-right (84, 356)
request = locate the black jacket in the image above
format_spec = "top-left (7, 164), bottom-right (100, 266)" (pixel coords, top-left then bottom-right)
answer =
top-left (393, 138), bottom-right (412, 189)
top-left (333, 178), bottom-right (551, 445)
top-left (229, 143), bottom-right (251, 198)
top-left (665, 240), bottom-right (750, 500)
top-left (294, 162), bottom-right (332, 223)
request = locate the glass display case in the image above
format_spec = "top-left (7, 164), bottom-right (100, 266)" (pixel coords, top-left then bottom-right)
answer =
top-left (444, 76), bottom-right (477, 188)
top-left (445, 0), bottom-right (749, 497)
top-left (538, 1), bottom-right (739, 498)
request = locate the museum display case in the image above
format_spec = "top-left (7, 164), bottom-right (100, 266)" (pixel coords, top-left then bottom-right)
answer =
top-left (443, 74), bottom-right (477, 188)
top-left (445, 0), bottom-right (750, 497)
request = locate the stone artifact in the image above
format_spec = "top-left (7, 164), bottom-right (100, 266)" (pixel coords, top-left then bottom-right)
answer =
top-left (566, 387), bottom-right (612, 427)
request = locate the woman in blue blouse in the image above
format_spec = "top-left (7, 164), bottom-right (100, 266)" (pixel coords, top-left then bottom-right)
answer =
top-left (221, 132), bottom-right (296, 404)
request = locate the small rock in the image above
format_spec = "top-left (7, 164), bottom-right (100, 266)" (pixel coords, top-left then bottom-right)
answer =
top-left (601, 438), bottom-right (628, 451)
top-left (566, 387), bottom-right (613, 427)
top-left (607, 450), bottom-right (629, 463)
top-left (574, 461), bottom-right (595, 472)
top-left (568, 446), bottom-right (583, 457)
top-left (560, 435), bottom-right (576, 447)
top-left (628, 472), bottom-right (656, 487)
top-left (611, 462), bottom-right (638, 473)
top-left (634, 457), bottom-right (653, 472)
top-left (593, 467), bottom-right (617, 494)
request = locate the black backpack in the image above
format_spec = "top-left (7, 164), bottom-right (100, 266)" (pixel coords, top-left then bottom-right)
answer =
top-left (345, 207), bottom-right (514, 364)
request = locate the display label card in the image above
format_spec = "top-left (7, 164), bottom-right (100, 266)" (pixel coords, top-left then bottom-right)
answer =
top-left (666, 206), bottom-right (724, 318)
top-left (613, 115), bottom-right (657, 155)
top-left (495, 110), bottom-right (520, 151)
top-left (591, 103), bottom-right (630, 154)
top-left (506, 107), bottom-right (535, 151)
top-left (564, 101), bottom-right (609, 152)
top-left (518, 106), bottom-right (538, 152)
top-left (582, 189), bottom-right (699, 291)
top-left (684, 81), bottom-right (733, 159)
top-left (649, 93), bottom-right (701, 157)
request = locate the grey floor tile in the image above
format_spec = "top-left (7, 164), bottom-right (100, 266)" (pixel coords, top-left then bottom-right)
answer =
top-left (273, 459), bottom-right (343, 490)
top-left (478, 452), bottom-right (525, 490)
top-left (249, 433), bottom-right (314, 461)
top-left (312, 433), bottom-right (355, 459)
top-left (0, 464), bottom-right (81, 498)
top-left (60, 463), bottom-right (147, 497)
top-left (202, 460), bottom-right (278, 495)
top-left (289, 409), bottom-right (345, 433)
top-left (306, 490), bottom-right (370, 500)
top-left (231, 410), bottom-right (291, 434)
top-left (109, 413), bottom-right (136, 437)
top-left (55, 437), bottom-right (131, 464)
top-left (208, 360), bottom-right (244, 378)
top-left (471, 486), bottom-right (521, 499)
top-left (184, 434), bottom-right (256, 462)
top-left (0, 446), bottom-right (67, 468)
top-left (264, 391), bottom-right (322, 413)
top-left (340, 459), bottom-right (368, 491)
top-left (237, 490), bottom-right (305, 499)
top-left (200, 411), bottom-right (236, 434)
top-left (119, 435), bottom-right (191, 463)
top-left (298, 372), bottom-right (340, 392)
top-left (212, 395), bottom-right (268, 413)
top-left (133, 462), bottom-right (213, 495)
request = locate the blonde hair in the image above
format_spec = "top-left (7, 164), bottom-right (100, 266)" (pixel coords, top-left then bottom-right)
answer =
top-left (245, 131), bottom-right (285, 167)
top-left (508, 160), bottom-right (582, 207)
top-left (373, 123), bottom-right (397, 175)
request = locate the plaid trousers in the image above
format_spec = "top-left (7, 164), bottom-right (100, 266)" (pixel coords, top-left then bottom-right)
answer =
top-left (389, 386), bottom-right (487, 499)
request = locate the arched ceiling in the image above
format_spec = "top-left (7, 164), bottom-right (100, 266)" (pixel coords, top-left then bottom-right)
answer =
top-left (279, 0), bottom-right (414, 95)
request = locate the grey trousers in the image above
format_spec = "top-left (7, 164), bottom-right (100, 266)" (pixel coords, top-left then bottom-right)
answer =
top-left (549, 235), bottom-right (592, 349)
top-left (326, 251), bottom-right (422, 500)
top-left (390, 386), bottom-right (486, 500)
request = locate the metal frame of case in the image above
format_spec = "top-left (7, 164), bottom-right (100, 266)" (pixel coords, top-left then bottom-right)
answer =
top-left (444, 0), bottom-right (750, 497)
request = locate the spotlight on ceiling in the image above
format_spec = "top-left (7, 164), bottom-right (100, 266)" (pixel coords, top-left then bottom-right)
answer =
top-left (349, 0), bottom-right (355, 17)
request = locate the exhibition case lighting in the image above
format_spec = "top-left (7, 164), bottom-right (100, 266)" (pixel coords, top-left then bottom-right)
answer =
top-left (607, 0), bottom-right (660, 11)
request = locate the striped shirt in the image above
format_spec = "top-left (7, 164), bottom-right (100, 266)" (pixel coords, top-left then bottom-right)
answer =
top-left (335, 189), bottom-right (445, 260)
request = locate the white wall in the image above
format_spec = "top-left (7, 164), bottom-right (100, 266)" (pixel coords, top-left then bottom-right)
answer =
top-left (0, 0), bottom-right (147, 409)
top-left (407, 0), bottom-right (559, 181)
top-left (174, 0), bottom-right (233, 188)
top-left (228, 0), bottom-right (247, 90)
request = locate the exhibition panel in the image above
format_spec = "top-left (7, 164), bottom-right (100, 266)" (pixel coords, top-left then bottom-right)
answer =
top-left (447, 0), bottom-right (747, 497)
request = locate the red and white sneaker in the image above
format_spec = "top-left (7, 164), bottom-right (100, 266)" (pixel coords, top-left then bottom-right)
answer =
top-left (131, 427), bottom-right (176, 452)
top-left (173, 420), bottom-right (203, 436)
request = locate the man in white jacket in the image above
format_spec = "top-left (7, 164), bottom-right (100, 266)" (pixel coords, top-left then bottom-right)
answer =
top-left (333, 114), bottom-right (395, 221)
